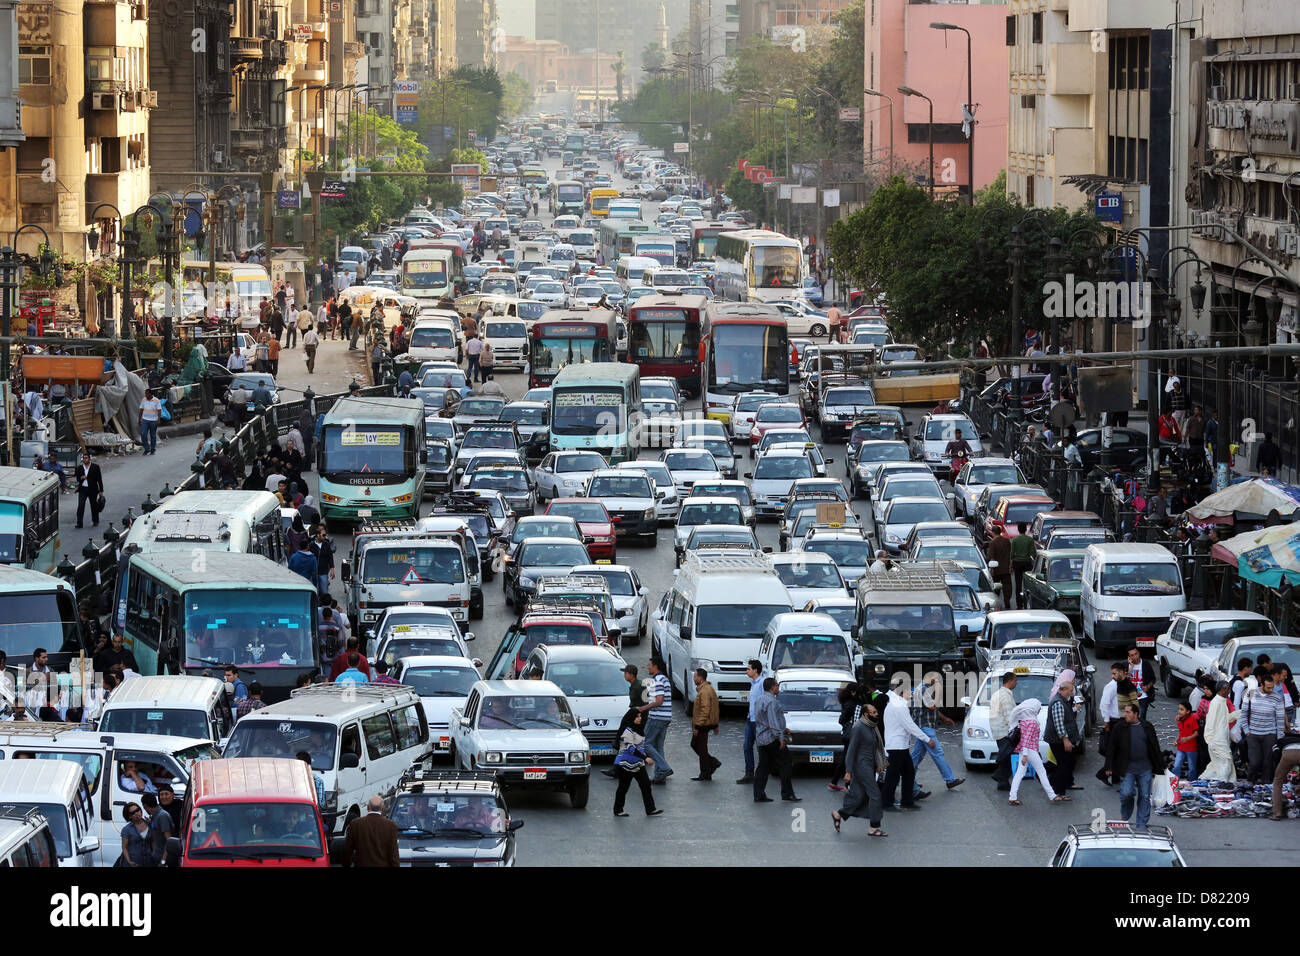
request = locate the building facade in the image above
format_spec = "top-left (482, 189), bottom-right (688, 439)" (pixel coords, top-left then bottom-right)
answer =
top-left (456, 0), bottom-right (496, 69)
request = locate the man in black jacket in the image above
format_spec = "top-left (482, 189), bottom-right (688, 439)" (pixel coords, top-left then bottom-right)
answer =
top-left (1103, 703), bottom-right (1163, 830)
top-left (74, 453), bottom-right (104, 528)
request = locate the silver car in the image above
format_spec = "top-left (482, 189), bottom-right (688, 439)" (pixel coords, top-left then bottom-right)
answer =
top-left (573, 564), bottom-right (650, 644)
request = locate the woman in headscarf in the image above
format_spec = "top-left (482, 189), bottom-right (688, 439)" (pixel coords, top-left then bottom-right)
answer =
top-left (285, 513), bottom-right (310, 556)
top-left (1050, 668), bottom-right (1076, 704)
top-left (832, 699), bottom-right (887, 836)
top-left (612, 710), bottom-right (661, 817)
top-left (1203, 680), bottom-right (1241, 781)
top-left (1008, 699), bottom-right (1068, 804)
top-left (242, 457), bottom-right (267, 492)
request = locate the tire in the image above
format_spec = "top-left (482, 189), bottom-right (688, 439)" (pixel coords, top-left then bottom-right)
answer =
top-left (1162, 659), bottom-right (1182, 697)
top-left (809, 324), bottom-right (826, 337)
top-left (568, 778), bottom-right (590, 809)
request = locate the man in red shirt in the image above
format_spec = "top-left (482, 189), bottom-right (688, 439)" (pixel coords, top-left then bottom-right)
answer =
top-left (329, 637), bottom-right (373, 681)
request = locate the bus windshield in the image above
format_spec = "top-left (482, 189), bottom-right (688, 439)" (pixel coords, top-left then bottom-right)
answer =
top-left (630, 309), bottom-right (698, 362)
top-left (695, 229), bottom-right (724, 259)
top-left (635, 244), bottom-right (675, 267)
top-left (710, 324), bottom-right (787, 393)
top-left (0, 589), bottom-right (80, 657)
top-left (404, 259), bottom-right (448, 288)
top-left (531, 335), bottom-right (607, 371)
top-left (557, 184), bottom-right (583, 202)
top-left (591, 194), bottom-right (613, 213)
top-left (553, 388), bottom-right (625, 435)
top-left (321, 425), bottom-right (410, 475)
top-left (751, 246), bottom-right (800, 288)
top-left (184, 589), bottom-right (315, 668)
top-left (186, 801), bottom-right (323, 859)
top-left (363, 547), bottom-right (465, 585)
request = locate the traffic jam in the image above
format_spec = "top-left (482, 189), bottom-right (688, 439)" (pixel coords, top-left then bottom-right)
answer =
top-left (0, 117), bottom-right (1295, 875)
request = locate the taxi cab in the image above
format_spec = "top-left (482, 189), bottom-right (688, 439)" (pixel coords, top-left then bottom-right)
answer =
top-left (960, 664), bottom-right (1056, 767)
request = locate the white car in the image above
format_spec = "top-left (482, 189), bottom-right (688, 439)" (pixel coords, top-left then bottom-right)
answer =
top-left (872, 471), bottom-right (948, 526)
top-left (768, 552), bottom-right (849, 608)
top-left (1156, 610), bottom-right (1279, 695)
top-left (1049, 824), bottom-right (1188, 867)
top-left (960, 667), bottom-right (1055, 767)
top-left (617, 459), bottom-right (679, 523)
top-left (802, 596), bottom-right (857, 641)
top-left (673, 497), bottom-right (749, 553)
top-left (552, 215), bottom-right (581, 239)
top-left (729, 391), bottom-right (782, 439)
top-left (953, 457), bottom-right (1026, 520)
top-left (574, 563), bottom-right (650, 644)
top-left (389, 655), bottom-right (481, 755)
top-left (661, 448), bottom-right (723, 497)
top-left (532, 450), bottom-right (609, 500)
top-left (641, 398), bottom-right (683, 448)
top-left (528, 281), bottom-right (568, 306)
top-left (747, 447), bottom-right (817, 518)
top-left (795, 528), bottom-right (873, 592)
top-left (519, 643), bottom-right (629, 760)
top-left (912, 413), bottom-right (985, 477)
top-left (772, 299), bottom-right (831, 338)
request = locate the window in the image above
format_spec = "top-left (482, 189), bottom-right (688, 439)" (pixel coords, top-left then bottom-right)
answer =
top-left (86, 46), bottom-right (116, 83)
top-left (390, 705), bottom-right (424, 750)
top-left (341, 724), bottom-right (362, 760)
top-left (361, 713), bottom-right (397, 759)
top-left (1031, 12), bottom-right (1043, 43)
top-left (1005, 15), bottom-right (1016, 46)
top-left (19, 46), bottom-right (51, 85)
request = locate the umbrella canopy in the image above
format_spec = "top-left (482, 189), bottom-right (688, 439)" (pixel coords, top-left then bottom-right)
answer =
top-left (1185, 477), bottom-right (1300, 524)
top-left (1211, 521), bottom-right (1300, 588)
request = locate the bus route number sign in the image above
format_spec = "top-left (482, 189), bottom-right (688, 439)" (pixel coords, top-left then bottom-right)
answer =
top-left (342, 431), bottom-right (400, 446)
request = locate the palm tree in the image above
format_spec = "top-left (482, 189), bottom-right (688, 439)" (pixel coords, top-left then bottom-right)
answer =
top-left (613, 49), bottom-right (627, 101)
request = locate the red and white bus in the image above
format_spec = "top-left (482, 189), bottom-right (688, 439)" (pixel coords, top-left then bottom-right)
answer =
top-left (700, 301), bottom-right (790, 424)
top-left (627, 292), bottom-right (707, 397)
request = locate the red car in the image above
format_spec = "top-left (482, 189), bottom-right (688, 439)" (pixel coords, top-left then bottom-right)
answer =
top-left (545, 498), bottom-right (617, 561)
top-left (749, 402), bottom-right (806, 454)
top-left (983, 495), bottom-right (1057, 543)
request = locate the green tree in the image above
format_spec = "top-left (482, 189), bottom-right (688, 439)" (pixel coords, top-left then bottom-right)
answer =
top-left (641, 41), bottom-right (666, 74)
top-left (501, 72), bottom-right (534, 120)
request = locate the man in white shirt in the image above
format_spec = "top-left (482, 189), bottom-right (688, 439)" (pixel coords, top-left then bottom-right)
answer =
top-left (227, 348), bottom-right (247, 373)
top-left (265, 468), bottom-right (287, 492)
top-left (988, 671), bottom-right (1018, 789)
top-left (881, 682), bottom-right (935, 811)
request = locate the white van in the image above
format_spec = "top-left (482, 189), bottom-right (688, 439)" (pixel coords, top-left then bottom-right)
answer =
top-left (615, 255), bottom-right (658, 291)
top-left (0, 805), bottom-right (59, 867)
top-left (220, 683), bottom-right (432, 834)
top-left (342, 531), bottom-right (474, 627)
top-left (481, 315), bottom-right (529, 369)
top-left (0, 725), bottom-right (221, 866)
top-left (97, 675), bottom-right (235, 746)
top-left (568, 229), bottom-right (597, 260)
top-left (653, 549), bottom-right (793, 704)
top-left (0, 759), bottom-right (99, 866)
top-left (406, 316), bottom-right (463, 365)
top-left (229, 264), bottom-right (272, 329)
top-left (1080, 543), bottom-right (1186, 656)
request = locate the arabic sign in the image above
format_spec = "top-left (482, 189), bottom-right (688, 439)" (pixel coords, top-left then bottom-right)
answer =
top-left (277, 190), bottom-right (301, 210)
top-left (320, 180), bottom-right (347, 199)
top-left (341, 430), bottom-right (400, 446)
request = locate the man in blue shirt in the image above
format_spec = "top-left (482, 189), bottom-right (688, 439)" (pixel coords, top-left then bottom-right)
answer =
top-left (334, 652), bottom-right (370, 684)
top-left (251, 382), bottom-right (275, 410)
top-left (736, 659), bottom-right (762, 785)
top-left (288, 539), bottom-right (319, 584)
top-left (223, 665), bottom-right (248, 701)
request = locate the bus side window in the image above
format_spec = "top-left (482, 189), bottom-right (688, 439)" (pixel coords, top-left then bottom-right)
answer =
top-left (341, 724), bottom-right (362, 762)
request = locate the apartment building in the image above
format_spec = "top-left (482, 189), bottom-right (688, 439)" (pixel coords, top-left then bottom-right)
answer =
top-left (456, 0), bottom-right (496, 69)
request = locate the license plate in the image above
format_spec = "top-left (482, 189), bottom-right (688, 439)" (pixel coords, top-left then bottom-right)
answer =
top-left (357, 509), bottom-right (372, 517)
top-left (522, 769), bottom-right (547, 781)
top-left (595, 558), bottom-right (612, 564)
top-left (590, 746), bottom-right (615, 757)
top-left (808, 751), bottom-right (833, 763)
top-left (437, 737), bottom-right (450, 750)
top-left (1137, 637), bottom-right (1155, 648)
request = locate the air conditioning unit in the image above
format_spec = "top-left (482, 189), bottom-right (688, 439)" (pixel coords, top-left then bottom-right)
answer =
top-left (90, 91), bottom-right (115, 111)
top-left (1285, 232), bottom-right (1300, 257)
top-left (143, 90), bottom-right (158, 108)
top-left (1208, 85), bottom-right (1225, 101)
top-left (132, 1), bottom-right (145, 19)
top-left (1021, 94), bottom-right (1037, 109)
top-left (120, 91), bottom-right (136, 111)
top-left (1231, 106), bottom-right (1247, 129)
top-left (1277, 225), bottom-right (1293, 249)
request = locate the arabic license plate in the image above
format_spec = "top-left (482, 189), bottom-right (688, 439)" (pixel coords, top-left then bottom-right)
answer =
top-left (1136, 637), bottom-right (1155, 648)
top-left (590, 745), bottom-right (615, 757)
top-left (809, 751), bottom-right (833, 764)
top-left (595, 558), bottom-right (612, 564)
top-left (436, 737), bottom-right (450, 750)
top-left (522, 769), bottom-right (548, 781)
top-left (357, 509), bottom-right (372, 518)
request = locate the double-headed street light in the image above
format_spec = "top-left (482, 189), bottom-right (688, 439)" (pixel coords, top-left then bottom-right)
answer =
top-left (930, 21), bottom-right (974, 204)
top-left (897, 85), bottom-right (934, 199)
top-left (863, 89), bottom-right (895, 177)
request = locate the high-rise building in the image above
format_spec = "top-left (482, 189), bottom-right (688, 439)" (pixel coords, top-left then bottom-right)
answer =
top-left (456, 0), bottom-right (496, 68)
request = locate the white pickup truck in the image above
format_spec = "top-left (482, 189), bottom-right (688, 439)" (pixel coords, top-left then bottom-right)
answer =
top-left (449, 679), bottom-right (592, 808)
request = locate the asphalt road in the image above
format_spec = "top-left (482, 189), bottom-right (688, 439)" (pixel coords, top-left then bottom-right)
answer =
top-left (96, 151), bottom-right (1300, 866)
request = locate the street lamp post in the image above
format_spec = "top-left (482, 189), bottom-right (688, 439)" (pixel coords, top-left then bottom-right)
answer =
top-left (931, 22), bottom-right (973, 203)
top-left (897, 86), bottom-right (934, 198)
top-left (863, 89), bottom-right (895, 177)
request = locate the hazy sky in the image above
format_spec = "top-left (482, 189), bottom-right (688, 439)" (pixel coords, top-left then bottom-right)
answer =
top-left (496, 0), bottom-right (536, 40)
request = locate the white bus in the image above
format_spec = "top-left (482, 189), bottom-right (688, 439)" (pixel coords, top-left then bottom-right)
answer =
top-left (402, 247), bottom-right (456, 300)
top-left (714, 230), bottom-right (804, 303)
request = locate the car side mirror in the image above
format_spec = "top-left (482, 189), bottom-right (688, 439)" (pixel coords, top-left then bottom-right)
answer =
top-left (977, 637), bottom-right (989, 647)
top-left (960, 696), bottom-right (972, 708)
top-left (680, 624), bottom-right (692, 640)
top-left (743, 473), bottom-right (753, 479)
top-left (508, 819), bottom-right (525, 831)
top-left (638, 587), bottom-right (648, 596)
top-left (463, 631), bottom-right (475, 642)
top-left (1085, 664), bottom-right (1096, 674)
top-left (762, 546), bottom-right (773, 553)
top-left (988, 560), bottom-right (999, 569)
top-left (578, 717), bottom-right (590, 728)
top-left (656, 491), bottom-right (665, 500)
top-left (339, 752), bottom-right (360, 770)
top-left (824, 458), bottom-right (834, 465)
top-left (79, 834), bottom-right (102, 855)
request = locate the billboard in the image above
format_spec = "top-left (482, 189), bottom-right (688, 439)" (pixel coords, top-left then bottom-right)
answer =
top-left (451, 163), bottom-right (481, 195)
top-left (394, 80), bottom-right (418, 125)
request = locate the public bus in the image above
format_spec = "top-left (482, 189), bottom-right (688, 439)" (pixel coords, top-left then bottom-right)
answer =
top-left (551, 179), bottom-right (586, 217)
top-left (0, 466), bottom-right (60, 575)
top-left (597, 219), bottom-right (654, 265)
top-left (714, 230), bottom-right (804, 303)
top-left (564, 132), bottom-right (586, 153)
top-left (606, 199), bottom-right (643, 221)
top-left (627, 293), bottom-right (707, 397)
top-left (402, 247), bottom-right (460, 300)
top-left (521, 167), bottom-right (549, 192)
top-left (528, 309), bottom-right (620, 388)
top-left (692, 223), bottom-right (732, 262)
top-left (0, 564), bottom-right (83, 673)
top-left (700, 301), bottom-right (790, 423)
top-left (632, 234), bottom-right (677, 269)
top-left (316, 396), bottom-right (427, 523)
top-left (587, 188), bottom-right (619, 217)
top-left (550, 363), bottom-right (642, 464)
top-left (119, 550), bottom-right (320, 699)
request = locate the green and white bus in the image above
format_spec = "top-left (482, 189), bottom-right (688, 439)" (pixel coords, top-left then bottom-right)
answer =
top-left (0, 466), bottom-right (61, 575)
top-left (550, 362), bottom-right (642, 464)
top-left (597, 218), bottom-right (655, 265)
top-left (119, 550), bottom-right (320, 699)
top-left (0, 564), bottom-right (84, 676)
top-left (317, 396), bottom-right (426, 523)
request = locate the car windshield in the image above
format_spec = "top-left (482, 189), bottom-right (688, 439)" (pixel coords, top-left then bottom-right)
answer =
top-left (464, 431), bottom-right (515, 448)
top-left (99, 707), bottom-right (210, 741)
top-left (1100, 562), bottom-right (1182, 596)
top-left (1048, 532), bottom-right (1109, 549)
top-left (645, 400), bottom-right (680, 415)
top-left (755, 456), bottom-right (813, 480)
top-left (826, 389), bottom-right (876, 407)
top-left (185, 801), bottom-right (323, 858)
top-left (758, 405), bottom-right (802, 423)
top-left (467, 470), bottom-right (529, 493)
top-left (774, 562), bottom-right (844, 590)
top-left (887, 502), bottom-right (951, 524)
top-left (1004, 502), bottom-right (1055, 524)
top-left (806, 540), bottom-right (871, 566)
top-left (421, 369), bottom-right (469, 389)
top-left (1046, 556), bottom-right (1086, 582)
top-left (486, 321), bottom-right (526, 339)
top-left (381, 637), bottom-right (463, 665)
top-left (916, 544), bottom-right (984, 565)
top-left (546, 659), bottom-right (627, 697)
top-left (1070, 847), bottom-right (1183, 867)
top-left (479, 693), bottom-right (577, 729)
top-left (459, 399), bottom-right (504, 416)
top-left (548, 502), bottom-right (607, 523)
top-left (520, 542), bottom-right (589, 566)
top-left (679, 503), bottom-right (743, 526)
top-left (364, 547), bottom-right (465, 585)
top-left (401, 665), bottom-right (479, 698)
top-left (692, 485), bottom-right (752, 505)
top-left (925, 419), bottom-right (975, 441)
top-left (857, 443), bottom-right (909, 462)
top-left (975, 674), bottom-right (1055, 706)
top-left (391, 792), bottom-right (506, 836)
top-left (949, 585), bottom-right (979, 611)
top-left (813, 606), bottom-right (855, 632)
top-left (991, 622), bottom-right (1076, 648)
top-left (589, 476), bottom-right (651, 498)
top-left (514, 519), bottom-right (579, 542)
top-left (861, 605), bottom-right (956, 655)
top-left (224, 720), bottom-right (338, 773)
top-left (410, 327), bottom-right (455, 348)
top-left (885, 480), bottom-right (941, 500)
top-left (772, 634), bottom-right (851, 671)
top-left (695, 604), bottom-right (791, 640)
top-left (665, 451), bottom-right (717, 472)
top-left (969, 464), bottom-right (1021, 485)
top-left (776, 681), bottom-right (842, 713)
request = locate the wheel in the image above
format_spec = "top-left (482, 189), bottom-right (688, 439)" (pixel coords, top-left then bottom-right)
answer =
top-left (568, 778), bottom-right (589, 808)
top-left (1161, 659), bottom-right (1182, 697)
top-left (809, 323), bottom-right (826, 337)
top-left (470, 594), bottom-right (484, 620)
top-left (342, 807), bottom-right (360, 834)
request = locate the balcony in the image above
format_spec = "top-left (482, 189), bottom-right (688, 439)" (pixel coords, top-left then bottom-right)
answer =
top-left (1048, 41), bottom-right (1096, 95)
top-left (264, 39), bottom-right (288, 65)
top-left (294, 60), bottom-right (327, 82)
top-left (231, 127), bottom-right (268, 151)
top-left (345, 41), bottom-right (364, 59)
top-left (230, 36), bottom-right (264, 61)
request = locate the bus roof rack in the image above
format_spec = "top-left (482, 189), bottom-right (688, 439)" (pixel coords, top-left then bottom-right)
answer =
top-left (858, 566), bottom-right (951, 591)
top-left (289, 683), bottom-right (414, 701)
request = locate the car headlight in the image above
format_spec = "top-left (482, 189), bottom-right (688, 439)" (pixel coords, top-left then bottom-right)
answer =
top-left (321, 789), bottom-right (338, 812)
top-left (644, 508), bottom-right (655, 520)
top-left (872, 663), bottom-right (886, 674)
top-left (690, 658), bottom-right (717, 673)
top-left (965, 726), bottom-right (989, 739)
top-left (481, 751), bottom-right (503, 764)
top-left (663, 495), bottom-right (676, 504)
top-left (568, 751), bottom-right (588, 764)
top-left (519, 574), bottom-right (537, 588)
top-left (320, 492), bottom-right (341, 503)
top-left (562, 478), bottom-right (582, 489)
top-left (885, 532), bottom-right (901, 545)
top-left (1097, 610), bottom-right (1122, 622)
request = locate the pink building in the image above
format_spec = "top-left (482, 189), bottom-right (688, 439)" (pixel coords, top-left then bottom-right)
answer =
top-left (864, 0), bottom-right (1009, 196)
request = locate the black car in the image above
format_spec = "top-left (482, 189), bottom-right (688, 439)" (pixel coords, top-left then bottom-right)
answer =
top-left (1056, 427), bottom-right (1148, 472)
top-left (388, 768), bottom-right (522, 867)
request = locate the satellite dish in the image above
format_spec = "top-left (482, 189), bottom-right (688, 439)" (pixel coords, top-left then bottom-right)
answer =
top-left (1050, 400), bottom-right (1077, 431)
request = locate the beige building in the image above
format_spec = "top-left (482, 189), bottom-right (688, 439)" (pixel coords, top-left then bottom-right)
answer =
top-left (456, 0), bottom-right (496, 70)
top-left (0, 0), bottom-right (152, 258)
